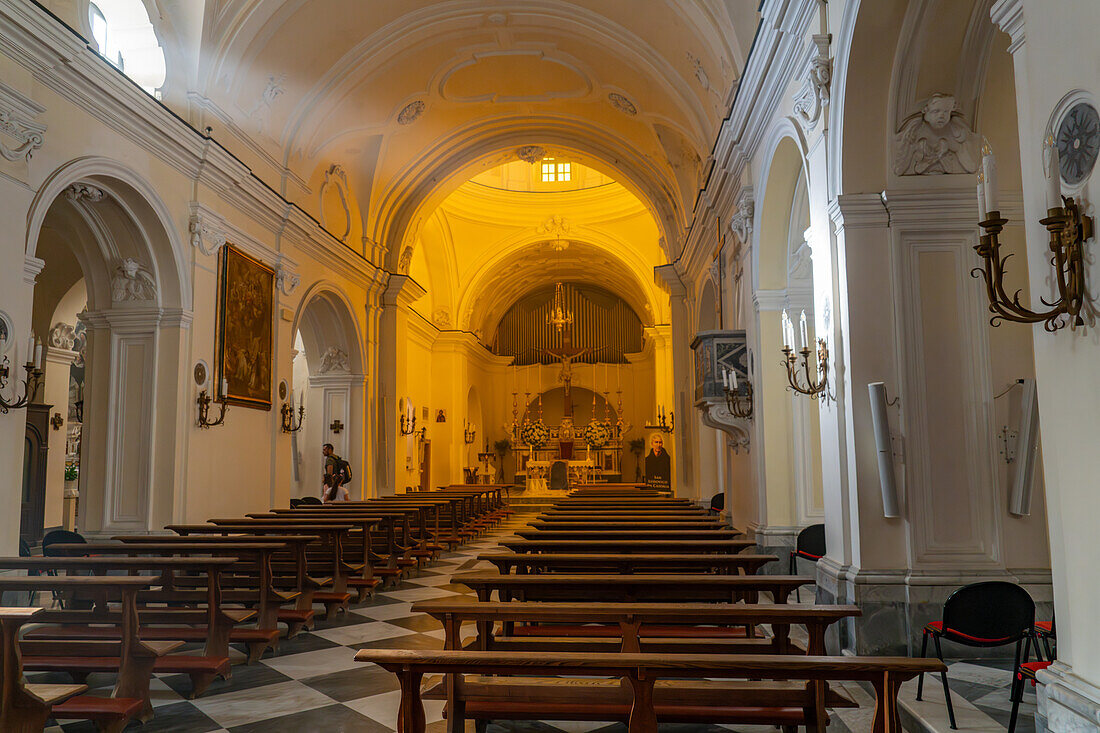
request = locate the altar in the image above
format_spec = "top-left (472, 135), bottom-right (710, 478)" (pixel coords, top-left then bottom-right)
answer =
top-left (523, 459), bottom-right (598, 494)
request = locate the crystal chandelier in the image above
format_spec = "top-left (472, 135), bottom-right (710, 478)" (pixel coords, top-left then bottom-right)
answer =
top-left (547, 282), bottom-right (573, 332)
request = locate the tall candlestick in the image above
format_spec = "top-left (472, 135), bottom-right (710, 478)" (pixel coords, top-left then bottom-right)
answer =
top-left (981, 143), bottom-right (997, 213)
top-left (799, 310), bottom-right (808, 350)
top-left (781, 310), bottom-right (790, 348)
top-left (1046, 134), bottom-right (1062, 210)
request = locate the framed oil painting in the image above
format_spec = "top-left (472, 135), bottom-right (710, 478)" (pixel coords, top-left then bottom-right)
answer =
top-left (217, 245), bottom-right (274, 410)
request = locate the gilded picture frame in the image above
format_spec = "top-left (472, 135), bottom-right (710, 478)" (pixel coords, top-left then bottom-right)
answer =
top-left (217, 245), bottom-right (274, 410)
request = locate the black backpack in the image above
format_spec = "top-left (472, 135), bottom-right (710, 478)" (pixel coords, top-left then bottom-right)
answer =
top-left (334, 457), bottom-right (353, 484)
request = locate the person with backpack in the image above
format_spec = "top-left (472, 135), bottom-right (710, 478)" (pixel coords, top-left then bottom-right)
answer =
top-left (322, 443), bottom-right (353, 499)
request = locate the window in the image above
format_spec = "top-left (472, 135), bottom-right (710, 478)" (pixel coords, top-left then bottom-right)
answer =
top-left (541, 159), bottom-right (572, 182)
top-left (88, 0), bottom-right (166, 95)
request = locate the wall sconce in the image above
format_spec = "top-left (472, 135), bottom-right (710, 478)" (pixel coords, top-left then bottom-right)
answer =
top-left (721, 368), bottom-right (753, 419)
top-left (399, 411), bottom-right (417, 436)
top-left (645, 406), bottom-right (675, 434)
top-left (973, 140), bottom-right (1090, 331)
top-left (0, 355), bottom-right (41, 415)
top-left (197, 379), bottom-right (229, 428)
top-left (781, 310), bottom-right (830, 401)
top-left (281, 400), bottom-right (304, 433)
top-left (463, 419), bottom-right (477, 445)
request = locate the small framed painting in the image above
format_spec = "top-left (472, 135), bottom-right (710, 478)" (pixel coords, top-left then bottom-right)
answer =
top-left (217, 245), bottom-right (274, 410)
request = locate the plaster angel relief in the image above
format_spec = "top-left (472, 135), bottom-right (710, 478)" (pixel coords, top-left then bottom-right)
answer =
top-left (893, 94), bottom-right (980, 175)
top-left (0, 82), bottom-right (46, 162)
top-left (110, 258), bottom-right (156, 303)
top-left (317, 346), bottom-right (350, 374)
top-left (432, 307), bottom-right (452, 329)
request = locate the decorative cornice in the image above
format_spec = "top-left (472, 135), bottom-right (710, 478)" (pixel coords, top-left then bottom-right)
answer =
top-left (22, 254), bottom-right (44, 285)
top-left (990, 0), bottom-right (1026, 55)
top-left (753, 289), bottom-right (789, 312)
top-left (0, 79), bottom-right (45, 162)
top-left (382, 274), bottom-right (427, 308)
top-left (188, 202), bottom-right (228, 257)
top-left (828, 193), bottom-right (890, 231)
top-left (654, 263), bottom-right (688, 298)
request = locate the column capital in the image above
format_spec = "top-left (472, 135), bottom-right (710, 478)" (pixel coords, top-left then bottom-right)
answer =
top-left (991, 0), bottom-right (1025, 55)
top-left (382, 274), bottom-right (426, 308)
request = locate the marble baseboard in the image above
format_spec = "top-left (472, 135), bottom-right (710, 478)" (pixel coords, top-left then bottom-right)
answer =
top-left (1038, 662), bottom-right (1100, 732)
top-left (817, 559), bottom-right (1053, 657)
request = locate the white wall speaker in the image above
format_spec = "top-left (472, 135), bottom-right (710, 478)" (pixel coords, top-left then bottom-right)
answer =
top-left (1009, 378), bottom-right (1040, 517)
top-left (868, 382), bottom-right (901, 518)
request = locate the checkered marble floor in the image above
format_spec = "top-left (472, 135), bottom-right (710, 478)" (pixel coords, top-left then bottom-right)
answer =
top-left (29, 517), bottom-right (1041, 732)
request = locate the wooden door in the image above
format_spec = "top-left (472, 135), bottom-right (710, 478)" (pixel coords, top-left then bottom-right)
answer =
top-left (419, 440), bottom-right (431, 491)
top-left (21, 404), bottom-right (51, 545)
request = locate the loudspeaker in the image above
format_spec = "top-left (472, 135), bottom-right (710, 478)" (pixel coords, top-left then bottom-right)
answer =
top-left (1009, 378), bottom-right (1040, 517)
top-left (868, 382), bottom-right (900, 518)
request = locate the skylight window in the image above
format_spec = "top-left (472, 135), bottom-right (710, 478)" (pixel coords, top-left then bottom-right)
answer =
top-left (541, 159), bottom-right (572, 182)
top-left (88, 0), bottom-right (166, 95)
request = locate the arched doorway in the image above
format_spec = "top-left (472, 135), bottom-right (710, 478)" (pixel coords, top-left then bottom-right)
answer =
top-left (24, 164), bottom-right (187, 540)
top-left (290, 286), bottom-right (365, 499)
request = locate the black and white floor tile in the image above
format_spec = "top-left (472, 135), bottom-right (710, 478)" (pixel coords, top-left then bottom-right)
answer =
top-left (31, 519), bottom-right (1039, 732)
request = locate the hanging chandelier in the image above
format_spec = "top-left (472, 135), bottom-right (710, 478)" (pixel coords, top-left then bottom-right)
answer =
top-left (547, 282), bottom-right (573, 332)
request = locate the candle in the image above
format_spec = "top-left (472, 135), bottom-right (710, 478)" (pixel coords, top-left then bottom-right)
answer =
top-left (299, 391), bottom-right (304, 410)
top-left (799, 310), bottom-right (808, 350)
top-left (981, 143), bottom-right (997, 214)
top-left (27, 336), bottom-right (34, 364)
top-left (781, 311), bottom-right (790, 348)
top-left (34, 339), bottom-right (43, 368)
top-left (1046, 135), bottom-right (1062, 210)
top-left (730, 369), bottom-right (738, 389)
top-left (221, 378), bottom-right (229, 396)
top-left (721, 369), bottom-right (728, 389)
top-left (976, 171), bottom-right (987, 221)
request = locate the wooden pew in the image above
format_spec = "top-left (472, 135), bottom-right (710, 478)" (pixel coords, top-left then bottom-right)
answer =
top-left (455, 572), bottom-right (811, 605)
top-left (354, 648), bottom-right (944, 733)
top-left (481, 552), bottom-right (773, 576)
top-left (114, 530), bottom-right (321, 633)
top-left (513, 528), bottom-right (743, 540)
top-left (175, 522), bottom-right (358, 617)
top-left (415, 600), bottom-right (860, 656)
top-left (527, 520), bottom-right (725, 531)
top-left (0, 607), bottom-right (91, 733)
top-left (499, 538), bottom-right (757, 555)
top-left (4, 556), bottom-right (249, 667)
top-left (50, 541), bottom-right (292, 665)
top-left (0, 577), bottom-right (171, 725)
top-left (536, 514), bottom-right (718, 523)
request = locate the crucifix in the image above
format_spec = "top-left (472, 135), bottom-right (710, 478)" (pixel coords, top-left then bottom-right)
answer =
top-left (544, 328), bottom-right (588, 418)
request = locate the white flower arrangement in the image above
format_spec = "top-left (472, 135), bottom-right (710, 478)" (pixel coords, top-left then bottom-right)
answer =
top-left (581, 420), bottom-right (613, 448)
top-left (520, 419), bottom-right (551, 448)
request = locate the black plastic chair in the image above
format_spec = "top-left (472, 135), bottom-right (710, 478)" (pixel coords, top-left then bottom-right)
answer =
top-left (1008, 614), bottom-right (1055, 733)
top-left (708, 492), bottom-right (725, 514)
top-left (917, 581), bottom-right (1036, 730)
top-left (788, 524), bottom-right (825, 601)
top-left (41, 529), bottom-right (88, 609)
top-left (299, 496), bottom-right (322, 506)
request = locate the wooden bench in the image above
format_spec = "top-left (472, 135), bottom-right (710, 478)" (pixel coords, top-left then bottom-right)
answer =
top-left (536, 514), bottom-right (717, 523)
top-left (481, 552), bottom-right (773, 575)
top-left (0, 607), bottom-right (94, 732)
top-left (353, 648), bottom-right (943, 733)
top-left (513, 528), bottom-right (743, 540)
top-left (115, 533), bottom-right (323, 634)
top-left (0, 577), bottom-right (173, 724)
top-left (455, 572), bottom-right (811, 604)
top-left (527, 520), bottom-right (725, 531)
top-left (499, 538), bottom-right (757, 555)
top-left (414, 600), bottom-right (860, 655)
top-left (50, 541), bottom-right (293, 664)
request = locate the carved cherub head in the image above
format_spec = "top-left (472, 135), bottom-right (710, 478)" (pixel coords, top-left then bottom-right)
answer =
top-left (120, 258), bottom-right (140, 278)
top-left (922, 94), bottom-right (957, 131)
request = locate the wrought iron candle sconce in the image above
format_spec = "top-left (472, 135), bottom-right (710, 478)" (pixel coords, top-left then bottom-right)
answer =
top-left (463, 419), bottom-right (477, 445)
top-left (399, 411), bottom-right (417, 436)
top-left (724, 380), bottom-right (754, 419)
top-left (281, 401), bottom-right (304, 433)
top-left (973, 140), bottom-right (1092, 331)
top-left (781, 339), bottom-right (830, 401)
top-left (0, 356), bottom-right (42, 414)
top-left (645, 406), bottom-right (675, 434)
top-left (196, 389), bottom-right (228, 428)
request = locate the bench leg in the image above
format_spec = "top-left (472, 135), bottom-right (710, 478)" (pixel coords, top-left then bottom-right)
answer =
top-left (96, 720), bottom-right (130, 733)
top-left (870, 671), bottom-right (904, 732)
top-left (396, 670), bottom-right (425, 733)
top-left (625, 674), bottom-right (658, 733)
top-left (188, 670), bottom-right (220, 699)
top-left (246, 639), bottom-right (275, 664)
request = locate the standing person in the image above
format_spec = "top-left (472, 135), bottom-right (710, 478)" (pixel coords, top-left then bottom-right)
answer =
top-left (322, 443), bottom-right (353, 497)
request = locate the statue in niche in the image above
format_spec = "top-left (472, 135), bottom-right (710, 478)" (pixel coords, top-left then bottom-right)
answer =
top-left (317, 346), bottom-right (349, 374)
top-left (110, 258), bottom-right (156, 302)
top-left (894, 93), bottom-right (981, 175)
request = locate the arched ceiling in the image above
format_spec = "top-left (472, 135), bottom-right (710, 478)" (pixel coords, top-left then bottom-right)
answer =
top-left (189, 0), bottom-right (760, 264)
